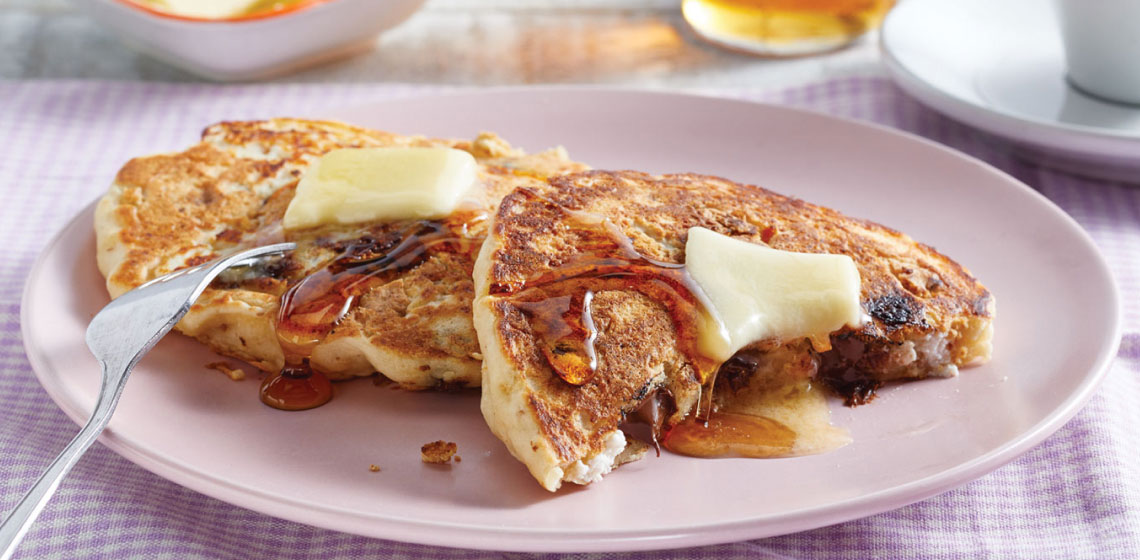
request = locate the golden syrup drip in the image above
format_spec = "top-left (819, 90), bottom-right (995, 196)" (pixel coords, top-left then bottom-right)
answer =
top-left (662, 411), bottom-right (796, 458)
top-left (259, 365), bottom-right (333, 411)
top-left (492, 190), bottom-right (720, 387)
top-left (512, 291), bottom-right (598, 385)
top-left (263, 218), bottom-right (484, 411)
top-left (695, 369), bottom-right (718, 421)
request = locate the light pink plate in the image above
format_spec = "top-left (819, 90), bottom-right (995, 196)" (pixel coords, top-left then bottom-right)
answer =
top-left (22, 90), bottom-right (1120, 552)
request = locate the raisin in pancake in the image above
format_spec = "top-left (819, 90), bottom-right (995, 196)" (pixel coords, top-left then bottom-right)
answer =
top-left (95, 119), bottom-right (586, 388)
top-left (472, 170), bottom-right (994, 491)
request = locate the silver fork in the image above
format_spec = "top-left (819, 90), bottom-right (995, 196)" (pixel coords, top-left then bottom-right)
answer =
top-left (0, 242), bottom-right (295, 560)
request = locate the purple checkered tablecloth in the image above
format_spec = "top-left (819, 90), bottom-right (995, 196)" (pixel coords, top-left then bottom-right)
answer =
top-left (0, 78), bottom-right (1138, 559)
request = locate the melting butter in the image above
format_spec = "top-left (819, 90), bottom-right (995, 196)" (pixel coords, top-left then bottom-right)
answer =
top-left (684, 227), bottom-right (863, 362)
top-left (283, 147), bottom-right (478, 231)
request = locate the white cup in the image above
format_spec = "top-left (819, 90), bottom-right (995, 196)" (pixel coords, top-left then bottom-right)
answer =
top-left (1054, 0), bottom-right (1140, 105)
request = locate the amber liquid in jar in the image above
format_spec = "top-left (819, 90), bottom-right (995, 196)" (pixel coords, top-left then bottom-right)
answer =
top-left (682, 0), bottom-right (895, 56)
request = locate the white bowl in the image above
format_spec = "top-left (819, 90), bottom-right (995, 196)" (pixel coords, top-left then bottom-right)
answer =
top-left (78, 0), bottom-right (427, 81)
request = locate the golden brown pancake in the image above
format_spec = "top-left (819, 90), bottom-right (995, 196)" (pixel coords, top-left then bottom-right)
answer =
top-left (472, 170), bottom-right (994, 491)
top-left (95, 119), bottom-right (586, 388)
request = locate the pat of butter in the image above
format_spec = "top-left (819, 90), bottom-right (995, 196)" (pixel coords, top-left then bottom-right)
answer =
top-left (685, 227), bottom-right (863, 362)
top-left (283, 148), bottom-right (478, 230)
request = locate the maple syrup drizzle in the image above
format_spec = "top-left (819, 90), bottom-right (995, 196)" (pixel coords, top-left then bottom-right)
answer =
top-left (492, 190), bottom-right (720, 391)
top-left (512, 290), bottom-right (598, 385)
top-left (259, 216), bottom-right (485, 411)
top-left (499, 189), bottom-right (814, 454)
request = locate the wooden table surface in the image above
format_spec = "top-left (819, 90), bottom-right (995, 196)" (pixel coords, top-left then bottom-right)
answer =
top-left (1, 0), bottom-right (884, 86)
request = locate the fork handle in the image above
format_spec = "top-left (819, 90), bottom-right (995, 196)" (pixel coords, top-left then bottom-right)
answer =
top-left (0, 363), bottom-right (124, 560)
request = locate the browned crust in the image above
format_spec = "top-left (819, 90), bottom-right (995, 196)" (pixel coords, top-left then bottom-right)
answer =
top-left (108, 120), bottom-right (402, 291)
top-left (99, 119), bottom-right (588, 385)
top-left (484, 170), bottom-right (993, 463)
top-left (491, 170), bottom-right (992, 341)
top-left (497, 289), bottom-right (699, 463)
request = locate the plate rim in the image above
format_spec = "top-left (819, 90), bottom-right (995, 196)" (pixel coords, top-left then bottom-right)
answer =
top-left (880, 0), bottom-right (1140, 156)
top-left (20, 87), bottom-right (1123, 552)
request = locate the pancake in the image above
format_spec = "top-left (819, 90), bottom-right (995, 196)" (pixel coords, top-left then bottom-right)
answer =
top-left (472, 170), bottom-right (994, 491)
top-left (95, 119), bottom-right (586, 389)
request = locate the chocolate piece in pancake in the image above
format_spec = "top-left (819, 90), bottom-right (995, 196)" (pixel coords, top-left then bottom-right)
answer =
top-left (95, 119), bottom-right (586, 390)
top-left (472, 170), bottom-right (994, 491)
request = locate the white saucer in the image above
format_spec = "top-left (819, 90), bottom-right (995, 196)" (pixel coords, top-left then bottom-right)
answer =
top-left (881, 0), bottom-right (1140, 183)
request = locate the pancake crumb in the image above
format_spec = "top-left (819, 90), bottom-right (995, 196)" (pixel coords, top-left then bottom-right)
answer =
top-left (206, 361), bottom-right (245, 381)
top-left (454, 455), bottom-right (462, 463)
top-left (421, 440), bottom-right (458, 464)
top-left (614, 439), bottom-right (650, 467)
top-left (369, 464), bottom-right (381, 472)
